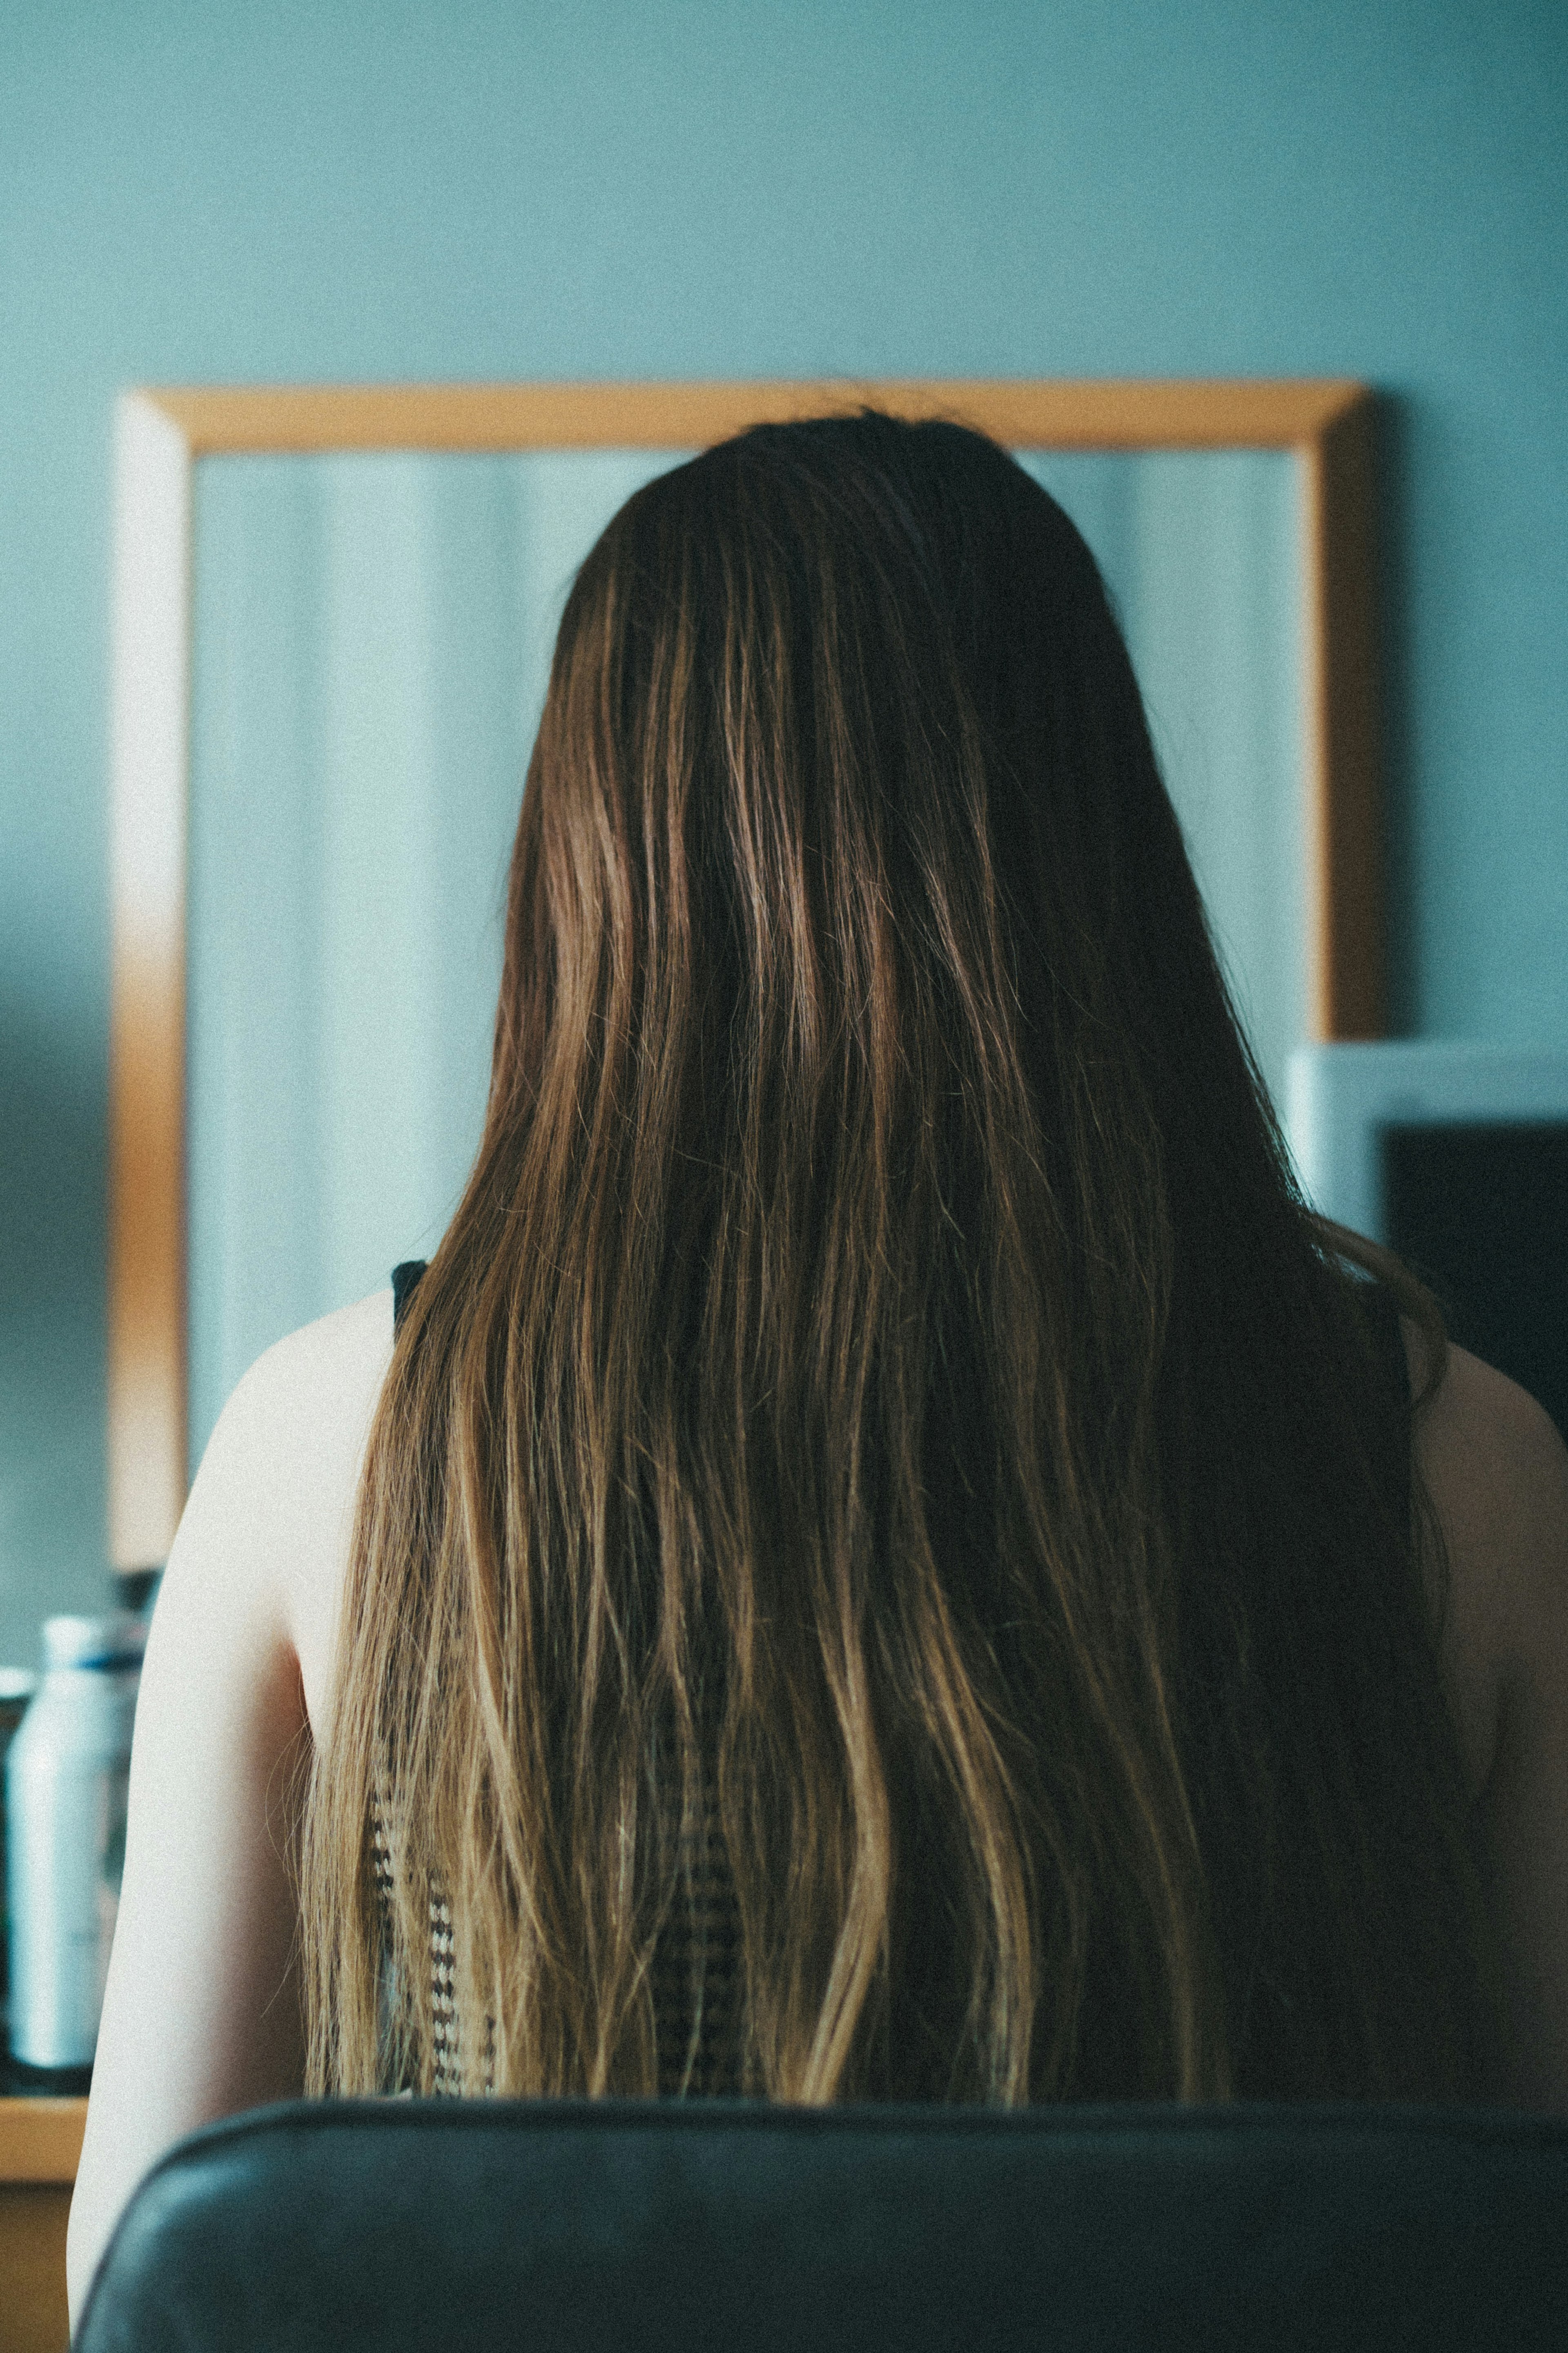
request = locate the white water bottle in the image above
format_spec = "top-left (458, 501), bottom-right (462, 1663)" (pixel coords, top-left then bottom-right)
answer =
top-left (5, 1613), bottom-right (145, 2068)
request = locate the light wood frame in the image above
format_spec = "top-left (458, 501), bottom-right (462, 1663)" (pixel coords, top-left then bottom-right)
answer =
top-left (109, 377), bottom-right (1382, 1566)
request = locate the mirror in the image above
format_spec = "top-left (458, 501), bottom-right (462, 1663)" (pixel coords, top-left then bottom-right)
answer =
top-left (110, 381), bottom-right (1383, 1560)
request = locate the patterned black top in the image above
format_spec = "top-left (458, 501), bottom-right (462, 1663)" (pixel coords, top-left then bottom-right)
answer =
top-left (377, 1260), bottom-right (743, 2097)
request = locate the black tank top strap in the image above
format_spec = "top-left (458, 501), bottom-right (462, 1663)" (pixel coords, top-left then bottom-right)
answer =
top-left (392, 1258), bottom-right (429, 1335)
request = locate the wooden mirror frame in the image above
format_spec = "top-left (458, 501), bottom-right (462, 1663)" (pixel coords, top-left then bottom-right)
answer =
top-left (108, 377), bottom-right (1381, 1566)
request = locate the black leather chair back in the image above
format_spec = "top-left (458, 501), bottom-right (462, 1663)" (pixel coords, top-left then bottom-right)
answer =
top-left (75, 2094), bottom-right (1568, 2351)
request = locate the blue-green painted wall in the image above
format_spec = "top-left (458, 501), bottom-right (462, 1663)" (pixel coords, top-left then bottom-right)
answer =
top-left (1, 0), bottom-right (1564, 1663)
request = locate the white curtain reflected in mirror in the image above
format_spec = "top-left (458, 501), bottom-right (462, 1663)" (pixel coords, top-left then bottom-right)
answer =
top-left (187, 447), bottom-right (1302, 1474)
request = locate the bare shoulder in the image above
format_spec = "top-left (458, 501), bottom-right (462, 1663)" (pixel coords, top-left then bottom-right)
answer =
top-left (181, 1288), bottom-right (396, 1732)
top-left (1403, 1314), bottom-right (1568, 2109)
top-left (1402, 1314), bottom-right (1568, 1699)
top-left (67, 1289), bottom-right (396, 2315)
top-left (231, 1288), bottom-right (396, 1452)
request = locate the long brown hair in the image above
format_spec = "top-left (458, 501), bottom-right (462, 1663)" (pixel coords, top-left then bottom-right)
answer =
top-left (300, 410), bottom-right (1512, 2105)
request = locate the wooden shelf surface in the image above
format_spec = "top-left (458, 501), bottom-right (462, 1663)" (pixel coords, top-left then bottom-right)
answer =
top-left (0, 2097), bottom-right (87, 2185)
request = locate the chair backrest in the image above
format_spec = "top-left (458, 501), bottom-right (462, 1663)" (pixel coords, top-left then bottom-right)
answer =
top-left (74, 2094), bottom-right (1568, 2352)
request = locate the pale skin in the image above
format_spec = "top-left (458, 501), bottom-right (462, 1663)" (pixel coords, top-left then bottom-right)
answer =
top-left (65, 1293), bottom-right (1568, 2324)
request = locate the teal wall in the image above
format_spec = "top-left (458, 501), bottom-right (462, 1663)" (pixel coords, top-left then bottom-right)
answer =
top-left (1, 0), bottom-right (1564, 1663)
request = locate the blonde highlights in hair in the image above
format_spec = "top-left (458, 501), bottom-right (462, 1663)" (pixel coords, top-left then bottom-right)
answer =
top-left (300, 413), bottom-right (1511, 2107)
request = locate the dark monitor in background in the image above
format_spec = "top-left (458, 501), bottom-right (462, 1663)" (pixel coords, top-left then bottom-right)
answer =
top-left (1287, 1044), bottom-right (1568, 1448)
top-left (1383, 1120), bottom-right (1568, 1447)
